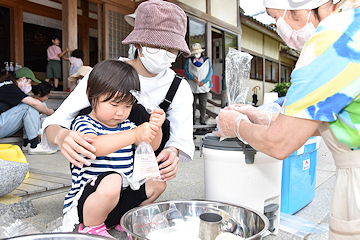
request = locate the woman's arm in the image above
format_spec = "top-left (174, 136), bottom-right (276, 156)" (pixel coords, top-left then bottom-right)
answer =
top-left (41, 71), bottom-right (94, 166)
top-left (21, 96), bottom-right (54, 116)
top-left (184, 59), bottom-right (194, 80)
top-left (215, 110), bottom-right (321, 160)
top-left (201, 59), bottom-right (213, 84)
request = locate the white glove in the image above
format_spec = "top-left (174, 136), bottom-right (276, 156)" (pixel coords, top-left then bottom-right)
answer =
top-left (227, 103), bottom-right (280, 126)
top-left (213, 109), bottom-right (250, 142)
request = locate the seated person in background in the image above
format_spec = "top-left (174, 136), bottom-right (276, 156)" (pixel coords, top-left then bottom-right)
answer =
top-left (32, 81), bottom-right (54, 129)
top-left (63, 60), bottom-right (166, 238)
top-left (0, 67), bottom-right (56, 155)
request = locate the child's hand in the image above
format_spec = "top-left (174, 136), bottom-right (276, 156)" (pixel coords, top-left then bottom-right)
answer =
top-left (150, 108), bottom-right (166, 129)
top-left (65, 47), bottom-right (70, 52)
top-left (135, 122), bottom-right (156, 143)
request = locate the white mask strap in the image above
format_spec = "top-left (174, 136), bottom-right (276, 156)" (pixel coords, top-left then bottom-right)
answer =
top-left (282, 9), bottom-right (287, 18)
top-left (306, 10), bottom-right (312, 23)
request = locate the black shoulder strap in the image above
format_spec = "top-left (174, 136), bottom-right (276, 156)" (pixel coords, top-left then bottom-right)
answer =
top-left (158, 73), bottom-right (183, 112)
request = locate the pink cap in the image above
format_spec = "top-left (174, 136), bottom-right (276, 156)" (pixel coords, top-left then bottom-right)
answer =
top-left (122, 0), bottom-right (191, 57)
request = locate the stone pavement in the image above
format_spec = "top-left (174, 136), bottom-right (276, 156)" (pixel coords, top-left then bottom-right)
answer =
top-left (1, 137), bottom-right (336, 239)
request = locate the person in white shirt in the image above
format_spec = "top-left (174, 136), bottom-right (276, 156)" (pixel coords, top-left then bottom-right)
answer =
top-left (41, 0), bottom-right (194, 183)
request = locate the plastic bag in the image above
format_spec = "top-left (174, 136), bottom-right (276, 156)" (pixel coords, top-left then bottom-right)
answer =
top-left (132, 142), bottom-right (162, 182)
top-left (225, 48), bottom-right (253, 105)
top-left (130, 90), bottom-right (159, 113)
top-left (279, 213), bottom-right (329, 238)
top-left (0, 212), bottom-right (39, 238)
top-left (130, 90), bottom-right (163, 183)
top-left (43, 216), bottom-right (66, 233)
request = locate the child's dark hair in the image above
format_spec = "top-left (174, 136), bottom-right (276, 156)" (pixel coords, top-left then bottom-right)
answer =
top-left (51, 35), bottom-right (60, 41)
top-left (87, 60), bottom-right (140, 110)
top-left (32, 81), bottom-right (54, 97)
top-left (71, 49), bottom-right (84, 60)
top-left (0, 74), bottom-right (16, 84)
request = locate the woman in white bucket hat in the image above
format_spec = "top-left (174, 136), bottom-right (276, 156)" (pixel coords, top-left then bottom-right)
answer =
top-left (185, 43), bottom-right (213, 125)
top-left (215, 0), bottom-right (360, 239)
top-left (41, 0), bottom-right (194, 234)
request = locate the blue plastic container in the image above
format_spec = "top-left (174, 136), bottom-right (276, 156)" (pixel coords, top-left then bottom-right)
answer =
top-left (280, 136), bottom-right (322, 214)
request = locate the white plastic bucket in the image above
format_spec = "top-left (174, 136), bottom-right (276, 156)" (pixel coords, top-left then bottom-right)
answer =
top-left (201, 134), bottom-right (283, 235)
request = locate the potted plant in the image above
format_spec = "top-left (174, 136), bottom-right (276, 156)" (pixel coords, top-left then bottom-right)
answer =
top-left (271, 82), bottom-right (291, 97)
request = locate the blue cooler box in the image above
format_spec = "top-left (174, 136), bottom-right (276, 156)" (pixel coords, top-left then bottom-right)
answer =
top-left (280, 136), bottom-right (322, 214)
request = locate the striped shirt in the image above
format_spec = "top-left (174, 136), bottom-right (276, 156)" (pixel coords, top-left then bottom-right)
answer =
top-left (63, 115), bottom-right (136, 214)
top-left (284, 7), bottom-right (360, 150)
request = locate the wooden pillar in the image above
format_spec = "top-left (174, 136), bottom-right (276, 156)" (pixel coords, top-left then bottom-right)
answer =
top-left (62, 0), bottom-right (77, 90)
top-left (80, 0), bottom-right (90, 65)
top-left (97, 3), bottom-right (103, 62)
top-left (13, 5), bottom-right (24, 66)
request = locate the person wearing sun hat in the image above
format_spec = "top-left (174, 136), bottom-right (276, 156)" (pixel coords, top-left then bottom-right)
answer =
top-left (15, 67), bottom-right (42, 83)
top-left (185, 43), bottom-right (213, 125)
top-left (215, 0), bottom-right (360, 239)
top-left (124, 9), bottom-right (137, 59)
top-left (41, 0), bottom-right (194, 237)
top-left (0, 68), bottom-right (55, 155)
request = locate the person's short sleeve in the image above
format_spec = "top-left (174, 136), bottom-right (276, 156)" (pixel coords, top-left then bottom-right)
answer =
top-left (284, 10), bottom-right (360, 122)
top-left (0, 83), bottom-right (27, 114)
top-left (72, 116), bottom-right (98, 136)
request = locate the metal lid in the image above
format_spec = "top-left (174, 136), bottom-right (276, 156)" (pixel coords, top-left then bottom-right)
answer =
top-left (202, 133), bottom-right (245, 151)
top-left (201, 133), bottom-right (257, 164)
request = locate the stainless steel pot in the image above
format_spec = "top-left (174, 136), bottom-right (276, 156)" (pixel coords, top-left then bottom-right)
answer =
top-left (7, 233), bottom-right (110, 240)
top-left (121, 200), bottom-right (269, 240)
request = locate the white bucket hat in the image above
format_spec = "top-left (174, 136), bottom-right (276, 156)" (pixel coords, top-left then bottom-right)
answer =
top-left (125, 10), bottom-right (136, 27)
top-left (190, 43), bottom-right (205, 55)
top-left (263, 0), bottom-right (341, 10)
top-left (69, 66), bottom-right (93, 82)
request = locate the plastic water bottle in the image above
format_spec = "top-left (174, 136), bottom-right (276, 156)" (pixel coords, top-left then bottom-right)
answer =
top-left (4, 62), bottom-right (9, 74)
top-left (15, 63), bottom-right (21, 71)
top-left (9, 62), bottom-right (14, 72)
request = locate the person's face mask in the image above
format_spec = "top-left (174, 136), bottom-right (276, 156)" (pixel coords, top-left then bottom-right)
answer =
top-left (194, 53), bottom-right (201, 58)
top-left (276, 10), bottom-right (316, 51)
top-left (21, 79), bottom-right (32, 94)
top-left (138, 47), bottom-right (177, 74)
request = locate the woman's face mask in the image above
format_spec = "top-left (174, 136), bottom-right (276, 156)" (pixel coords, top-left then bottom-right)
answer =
top-left (20, 78), bottom-right (32, 94)
top-left (138, 47), bottom-right (177, 74)
top-left (276, 10), bottom-right (316, 51)
top-left (194, 53), bottom-right (201, 58)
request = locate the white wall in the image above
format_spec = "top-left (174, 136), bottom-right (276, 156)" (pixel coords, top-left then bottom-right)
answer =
top-left (211, 0), bottom-right (238, 26)
top-left (178, 0), bottom-right (207, 12)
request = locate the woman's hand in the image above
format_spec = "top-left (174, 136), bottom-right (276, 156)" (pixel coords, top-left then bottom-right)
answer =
top-left (51, 126), bottom-right (96, 168)
top-left (213, 109), bottom-right (250, 140)
top-left (227, 104), bottom-right (279, 126)
top-left (157, 147), bottom-right (179, 181)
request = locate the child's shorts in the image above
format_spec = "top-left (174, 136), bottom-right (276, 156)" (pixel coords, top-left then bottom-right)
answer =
top-left (77, 171), bottom-right (148, 228)
top-left (46, 60), bottom-right (61, 79)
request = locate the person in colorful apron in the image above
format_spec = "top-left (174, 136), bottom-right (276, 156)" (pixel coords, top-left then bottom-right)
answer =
top-left (185, 43), bottom-right (213, 125)
top-left (214, 0), bottom-right (360, 239)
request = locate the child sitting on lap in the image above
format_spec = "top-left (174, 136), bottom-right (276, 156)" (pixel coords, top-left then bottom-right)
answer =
top-left (62, 60), bottom-right (166, 238)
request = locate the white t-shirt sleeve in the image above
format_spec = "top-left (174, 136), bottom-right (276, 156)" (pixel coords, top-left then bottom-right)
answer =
top-left (41, 70), bottom-right (92, 150)
top-left (165, 79), bottom-right (195, 162)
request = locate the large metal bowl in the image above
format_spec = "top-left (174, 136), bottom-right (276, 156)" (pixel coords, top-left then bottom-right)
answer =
top-left (121, 200), bottom-right (269, 240)
top-left (7, 233), bottom-right (110, 239)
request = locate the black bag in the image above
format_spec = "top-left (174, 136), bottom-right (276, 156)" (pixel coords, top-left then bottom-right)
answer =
top-left (71, 74), bottom-right (183, 156)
